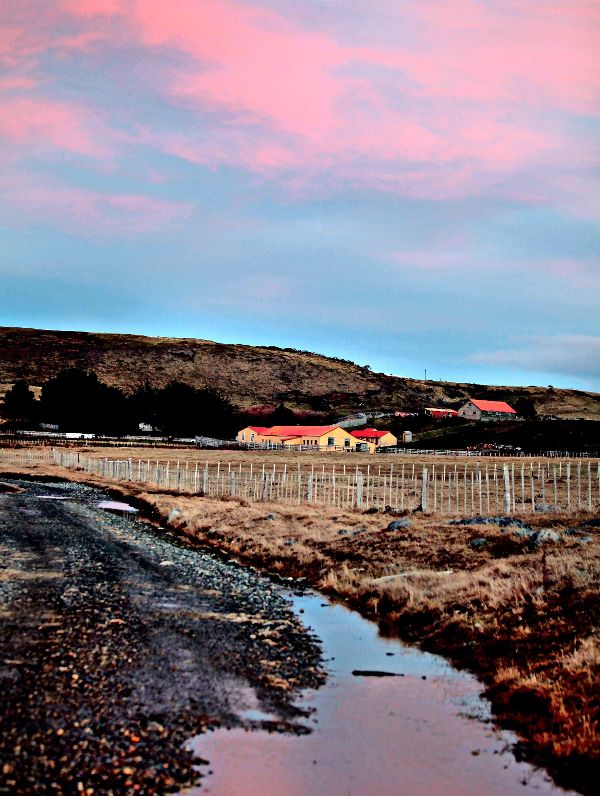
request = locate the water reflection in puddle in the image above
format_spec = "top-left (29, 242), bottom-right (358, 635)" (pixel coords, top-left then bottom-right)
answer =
top-left (184, 593), bottom-right (576, 796)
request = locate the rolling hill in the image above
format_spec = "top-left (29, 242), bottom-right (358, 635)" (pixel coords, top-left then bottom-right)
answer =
top-left (1, 326), bottom-right (599, 420)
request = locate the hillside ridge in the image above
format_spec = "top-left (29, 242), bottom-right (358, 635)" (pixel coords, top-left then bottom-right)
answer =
top-left (1, 326), bottom-right (598, 420)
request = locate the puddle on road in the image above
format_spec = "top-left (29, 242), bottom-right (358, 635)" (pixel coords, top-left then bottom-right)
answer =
top-left (183, 592), bottom-right (576, 796)
top-left (37, 495), bottom-right (139, 518)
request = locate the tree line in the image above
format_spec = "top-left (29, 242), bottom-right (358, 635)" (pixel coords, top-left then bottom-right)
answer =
top-left (2, 369), bottom-right (237, 437)
top-left (2, 369), bottom-right (331, 438)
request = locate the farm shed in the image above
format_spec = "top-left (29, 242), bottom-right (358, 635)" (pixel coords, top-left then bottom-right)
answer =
top-left (424, 408), bottom-right (459, 419)
top-left (350, 428), bottom-right (398, 449)
top-left (458, 399), bottom-right (517, 421)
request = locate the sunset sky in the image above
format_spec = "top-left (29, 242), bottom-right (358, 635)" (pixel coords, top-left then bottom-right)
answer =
top-left (1, 1), bottom-right (599, 389)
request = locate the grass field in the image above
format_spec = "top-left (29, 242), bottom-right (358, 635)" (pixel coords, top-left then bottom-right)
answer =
top-left (1, 445), bottom-right (599, 794)
top-left (44, 445), bottom-right (600, 516)
top-left (38, 443), bottom-right (600, 481)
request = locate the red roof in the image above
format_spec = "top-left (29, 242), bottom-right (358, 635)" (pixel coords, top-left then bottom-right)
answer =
top-left (248, 426), bottom-right (270, 433)
top-left (470, 399), bottom-right (516, 414)
top-left (351, 428), bottom-right (388, 439)
top-left (261, 425), bottom-right (338, 438)
top-left (426, 408), bottom-right (459, 416)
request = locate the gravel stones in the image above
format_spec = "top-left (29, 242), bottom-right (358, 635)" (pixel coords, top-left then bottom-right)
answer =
top-left (0, 479), bottom-right (324, 795)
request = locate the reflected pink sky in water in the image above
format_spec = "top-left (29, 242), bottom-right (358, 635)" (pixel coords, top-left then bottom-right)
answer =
top-left (184, 595), bottom-right (574, 796)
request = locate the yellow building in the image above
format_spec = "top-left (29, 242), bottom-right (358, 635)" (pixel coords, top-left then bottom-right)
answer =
top-left (237, 424), bottom-right (365, 451)
top-left (350, 428), bottom-right (398, 450)
top-left (236, 426), bottom-right (270, 444)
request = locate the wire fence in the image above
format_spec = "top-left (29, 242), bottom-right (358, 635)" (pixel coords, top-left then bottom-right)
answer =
top-left (1, 447), bottom-right (599, 515)
top-left (1, 433), bottom-right (598, 459)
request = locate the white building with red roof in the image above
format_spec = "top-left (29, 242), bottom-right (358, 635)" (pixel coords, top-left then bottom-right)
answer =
top-left (458, 399), bottom-right (517, 421)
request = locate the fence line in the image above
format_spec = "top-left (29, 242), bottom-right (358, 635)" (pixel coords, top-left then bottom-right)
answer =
top-left (1, 447), bottom-right (599, 516)
top-left (1, 434), bottom-right (599, 460)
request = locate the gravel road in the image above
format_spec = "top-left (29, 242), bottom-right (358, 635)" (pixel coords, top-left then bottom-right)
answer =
top-left (0, 478), bottom-right (324, 795)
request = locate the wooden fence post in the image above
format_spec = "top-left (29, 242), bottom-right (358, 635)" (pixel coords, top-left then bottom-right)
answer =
top-left (503, 465), bottom-right (511, 514)
top-left (356, 472), bottom-right (364, 509)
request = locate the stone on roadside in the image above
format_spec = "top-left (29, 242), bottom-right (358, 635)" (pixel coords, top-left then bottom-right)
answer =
top-left (564, 528), bottom-right (583, 536)
top-left (535, 503), bottom-right (557, 513)
top-left (469, 538), bottom-right (487, 549)
top-left (513, 528), bottom-right (535, 539)
top-left (387, 518), bottom-right (412, 531)
top-left (528, 529), bottom-right (561, 547)
top-left (450, 516), bottom-right (532, 530)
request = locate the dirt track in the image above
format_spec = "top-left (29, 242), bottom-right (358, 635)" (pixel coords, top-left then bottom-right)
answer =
top-left (0, 479), bottom-right (323, 795)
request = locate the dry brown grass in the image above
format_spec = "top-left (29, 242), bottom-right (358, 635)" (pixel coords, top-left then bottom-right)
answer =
top-left (2, 456), bottom-right (599, 793)
top-left (60, 443), bottom-right (600, 470)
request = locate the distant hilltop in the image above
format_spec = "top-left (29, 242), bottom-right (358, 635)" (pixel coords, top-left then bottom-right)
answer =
top-left (1, 326), bottom-right (599, 420)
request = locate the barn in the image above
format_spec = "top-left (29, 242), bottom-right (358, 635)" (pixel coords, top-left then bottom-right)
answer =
top-left (458, 399), bottom-right (517, 421)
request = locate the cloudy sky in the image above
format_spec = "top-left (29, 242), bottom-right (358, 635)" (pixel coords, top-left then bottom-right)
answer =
top-left (1, 0), bottom-right (599, 390)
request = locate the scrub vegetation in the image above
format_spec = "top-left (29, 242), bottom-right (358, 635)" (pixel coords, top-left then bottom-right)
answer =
top-left (2, 452), bottom-right (599, 795)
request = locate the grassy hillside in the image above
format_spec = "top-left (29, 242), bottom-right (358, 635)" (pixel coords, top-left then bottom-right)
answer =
top-left (1, 326), bottom-right (599, 420)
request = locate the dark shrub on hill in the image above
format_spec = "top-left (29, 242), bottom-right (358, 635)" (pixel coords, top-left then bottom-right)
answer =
top-left (153, 382), bottom-right (236, 438)
top-left (3, 380), bottom-right (38, 426)
top-left (40, 368), bottom-right (133, 434)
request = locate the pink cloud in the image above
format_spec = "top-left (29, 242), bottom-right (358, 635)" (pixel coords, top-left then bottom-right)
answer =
top-left (0, 97), bottom-right (110, 159)
top-left (61, 0), bottom-right (126, 16)
top-left (121, 0), bottom-right (593, 200)
top-left (0, 170), bottom-right (193, 236)
top-left (350, 1), bottom-right (599, 115)
top-left (387, 233), bottom-right (474, 273)
top-left (0, 76), bottom-right (37, 92)
top-left (1, 0), bottom-right (597, 204)
top-left (0, 3), bottom-right (115, 68)
top-left (134, 0), bottom-right (346, 140)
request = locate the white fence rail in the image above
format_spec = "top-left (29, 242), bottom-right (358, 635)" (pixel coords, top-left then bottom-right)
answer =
top-left (1, 447), bottom-right (599, 516)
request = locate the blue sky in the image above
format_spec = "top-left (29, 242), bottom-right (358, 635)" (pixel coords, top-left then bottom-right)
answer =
top-left (1, 1), bottom-right (598, 390)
